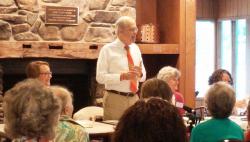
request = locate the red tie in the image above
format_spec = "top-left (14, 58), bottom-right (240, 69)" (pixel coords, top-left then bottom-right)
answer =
top-left (125, 45), bottom-right (137, 93)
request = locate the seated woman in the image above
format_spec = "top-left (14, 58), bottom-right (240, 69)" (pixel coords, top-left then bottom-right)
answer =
top-left (208, 69), bottom-right (233, 85)
top-left (113, 98), bottom-right (187, 142)
top-left (50, 85), bottom-right (89, 142)
top-left (209, 69), bottom-right (247, 114)
top-left (157, 66), bottom-right (185, 115)
top-left (190, 82), bottom-right (244, 142)
top-left (140, 78), bottom-right (173, 102)
top-left (3, 79), bottom-right (61, 142)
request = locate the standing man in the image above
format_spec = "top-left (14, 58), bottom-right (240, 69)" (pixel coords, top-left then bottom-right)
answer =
top-left (26, 61), bottom-right (52, 86)
top-left (96, 16), bottom-right (146, 120)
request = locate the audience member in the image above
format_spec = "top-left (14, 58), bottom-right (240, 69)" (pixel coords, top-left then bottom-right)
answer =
top-left (209, 69), bottom-right (248, 115)
top-left (208, 69), bottom-right (233, 85)
top-left (112, 98), bottom-right (187, 142)
top-left (140, 78), bottom-right (173, 102)
top-left (3, 79), bottom-right (61, 142)
top-left (0, 95), bottom-right (3, 124)
top-left (96, 16), bottom-right (146, 120)
top-left (157, 66), bottom-right (185, 115)
top-left (26, 61), bottom-right (52, 86)
top-left (190, 82), bottom-right (244, 142)
top-left (50, 85), bottom-right (89, 142)
top-left (244, 100), bottom-right (250, 142)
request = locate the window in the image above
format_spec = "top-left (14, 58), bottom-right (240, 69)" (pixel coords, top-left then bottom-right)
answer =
top-left (220, 20), bottom-right (232, 72)
top-left (196, 19), bottom-right (248, 99)
top-left (235, 19), bottom-right (247, 99)
top-left (195, 21), bottom-right (215, 97)
top-left (218, 19), bottom-right (247, 99)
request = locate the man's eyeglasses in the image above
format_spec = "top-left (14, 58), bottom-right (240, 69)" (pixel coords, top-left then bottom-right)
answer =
top-left (128, 27), bottom-right (138, 33)
top-left (40, 72), bottom-right (52, 75)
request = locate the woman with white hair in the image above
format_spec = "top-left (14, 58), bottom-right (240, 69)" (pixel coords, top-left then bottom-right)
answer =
top-left (50, 85), bottom-right (89, 142)
top-left (157, 66), bottom-right (185, 115)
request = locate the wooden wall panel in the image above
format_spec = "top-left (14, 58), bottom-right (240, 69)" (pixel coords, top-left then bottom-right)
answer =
top-left (157, 0), bottom-right (180, 43)
top-left (248, 0), bottom-right (250, 15)
top-left (243, 0), bottom-right (248, 16)
top-left (136, 0), bottom-right (157, 25)
top-left (196, 0), bottom-right (216, 19)
top-left (208, 0), bottom-right (215, 18)
top-left (231, 0), bottom-right (238, 17)
top-left (202, 0), bottom-right (210, 17)
top-left (218, 0), bottom-right (226, 18)
top-left (237, 0), bottom-right (248, 17)
top-left (217, 0), bottom-right (249, 19)
top-left (226, 0), bottom-right (232, 17)
top-left (196, 0), bottom-right (203, 18)
top-left (197, 0), bottom-right (250, 19)
top-left (185, 0), bottom-right (196, 107)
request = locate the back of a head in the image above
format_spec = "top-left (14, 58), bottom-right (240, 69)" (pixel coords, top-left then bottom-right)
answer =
top-left (205, 81), bottom-right (235, 118)
top-left (26, 61), bottom-right (49, 78)
top-left (3, 79), bottom-right (61, 139)
top-left (140, 78), bottom-right (172, 102)
top-left (113, 98), bottom-right (187, 142)
top-left (50, 85), bottom-right (73, 116)
top-left (157, 66), bottom-right (181, 81)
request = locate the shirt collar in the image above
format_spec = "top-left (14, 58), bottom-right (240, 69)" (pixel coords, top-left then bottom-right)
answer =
top-left (115, 38), bottom-right (133, 50)
top-left (60, 115), bottom-right (71, 121)
top-left (115, 38), bottom-right (125, 47)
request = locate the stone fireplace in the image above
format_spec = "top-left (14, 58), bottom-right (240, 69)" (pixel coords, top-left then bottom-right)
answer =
top-left (0, 0), bottom-right (136, 111)
top-left (0, 0), bottom-right (135, 42)
top-left (0, 58), bottom-right (98, 112)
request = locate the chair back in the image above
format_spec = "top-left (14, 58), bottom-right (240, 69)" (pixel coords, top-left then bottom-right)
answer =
top-left (220, 139), bottom-right (242, 142)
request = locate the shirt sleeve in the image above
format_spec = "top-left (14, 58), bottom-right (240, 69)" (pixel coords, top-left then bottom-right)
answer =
top-left (140, 56), bottom-right (146, 82)
top-left (136, 44), bottom-right (146, 82)
top-left (96, 46), bottom-right (121, 85)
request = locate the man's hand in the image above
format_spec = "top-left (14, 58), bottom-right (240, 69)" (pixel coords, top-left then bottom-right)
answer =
top-left (120, 62), bottom-right (143, 81)
top-left (129, 61), bottom-right (142, 77)
top-left (120, 70), bottom-right (139, 81)
top-left (131, 66), bottom-right (142, 77)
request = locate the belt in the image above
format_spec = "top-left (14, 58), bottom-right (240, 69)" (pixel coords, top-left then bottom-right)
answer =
top-left (106, 90), bottom-right (135, 97)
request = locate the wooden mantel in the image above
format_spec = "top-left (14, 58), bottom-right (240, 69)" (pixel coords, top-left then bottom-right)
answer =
top-left (0, 41), bottom-right (103, 59)
top-left (0, 41), bottom-right (180, 59)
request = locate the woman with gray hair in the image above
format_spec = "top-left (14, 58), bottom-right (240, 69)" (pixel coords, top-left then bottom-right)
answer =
top-left (3, 79), bottom-right (61, 142)
top-left (157, 66), bottom-right (185, 115)
top-left (190, 82), bottom-right (244, 142)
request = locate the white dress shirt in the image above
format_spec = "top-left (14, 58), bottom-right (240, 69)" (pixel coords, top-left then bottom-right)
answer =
top-left (96, 38), bottom-right (146, 93)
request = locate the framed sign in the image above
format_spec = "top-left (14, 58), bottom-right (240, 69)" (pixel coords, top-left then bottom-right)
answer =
top-left (45, 6), bottom-right (79, 25)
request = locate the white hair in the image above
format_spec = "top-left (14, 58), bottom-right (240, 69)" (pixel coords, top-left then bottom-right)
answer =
top-left (157, 66), bottom-right (181, 82)
top-left (115, 16), bottom-right (136, 33)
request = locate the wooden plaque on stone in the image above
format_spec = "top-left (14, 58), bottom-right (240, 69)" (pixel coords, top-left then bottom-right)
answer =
top-left (45, 6), bottom-right (78, 25)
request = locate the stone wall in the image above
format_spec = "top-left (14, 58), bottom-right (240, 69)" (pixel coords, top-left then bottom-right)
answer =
top-left (0, 0), bottom-right (136, 43)
top-left (0, 65), bottom-right (2, 96)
